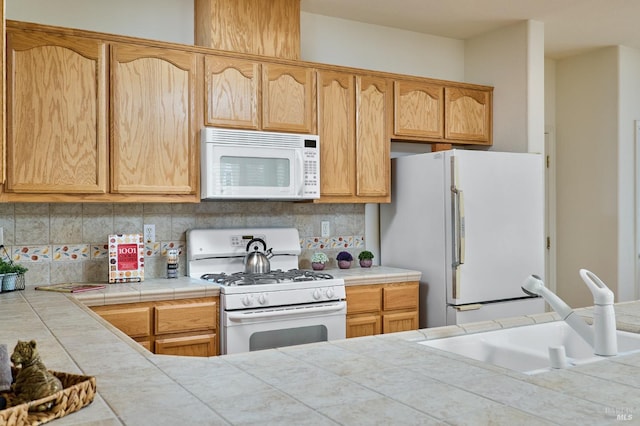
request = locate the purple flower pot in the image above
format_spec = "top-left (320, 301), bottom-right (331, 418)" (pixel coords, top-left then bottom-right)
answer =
top-left (338, 260), bottom-right (351, 269)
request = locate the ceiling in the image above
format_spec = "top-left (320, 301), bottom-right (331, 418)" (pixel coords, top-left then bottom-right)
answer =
top-left (301, 0), bottom-right (640, 59)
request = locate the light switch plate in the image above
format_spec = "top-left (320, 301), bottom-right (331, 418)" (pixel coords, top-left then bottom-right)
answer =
top-left (321, 221), bottom-right (330, 237)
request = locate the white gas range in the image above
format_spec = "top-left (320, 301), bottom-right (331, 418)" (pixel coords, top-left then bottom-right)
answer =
top-left (187, 227), bottom-right (346, 355)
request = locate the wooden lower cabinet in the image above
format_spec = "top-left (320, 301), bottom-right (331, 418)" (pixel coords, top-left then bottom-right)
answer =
top-left (346, 281), bottom-right (418, 338)
top-left (92, 297), bottom-right (218, 357)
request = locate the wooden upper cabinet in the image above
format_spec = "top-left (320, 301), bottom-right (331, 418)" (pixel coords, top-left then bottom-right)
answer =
top-left (6, 30), bottom-right (108, 193)
top-left (392, 79), bottom-right (492, 146)
top-left (444, 86), bottom-right (492, 144)
top-left (205, 58), bottom-right (316, 134)
top-left (110, 43), bottom-right (198, 194)
top-left (205, 55), bottom-right (260, 129)
top-left (316, 71), bottom-right (390, 203)
top-left (393, 80), bottom-right (443, 139)
top-left (356, 75), bottom-right (390, 199)
top-left (317, 70), bottom-right (355, 198)
top-left (0, 0), bottom-right (5, 186)
top-left (262, 63), bottom-right (316, 134)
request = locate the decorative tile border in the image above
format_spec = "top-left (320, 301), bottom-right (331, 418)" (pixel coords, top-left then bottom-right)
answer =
top-left (11, 245), bottom-right (52, 262)
top-left (144, 242), bottom-right (161, 258)
top-left (6, 241), bottom-right (187, 263)
top-left (301, 236), bottom-right (365, 250)
top-left (91, 244), bottom-right (109, 259)
top-left (5, 237), bottom-right (360, 264)
top-left (161, 241), bottom-right (184, 257)
top-left (53, 244), bottom-right (90, 261)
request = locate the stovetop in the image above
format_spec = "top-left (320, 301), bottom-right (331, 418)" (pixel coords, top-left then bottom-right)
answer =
top-left (201, 269), bottom-right (335, 286)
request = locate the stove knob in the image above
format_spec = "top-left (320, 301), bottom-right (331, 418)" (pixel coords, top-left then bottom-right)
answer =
top-left (313, 289), bottom-right (322, 300)
top-left (242, 295), bottom-right (253, 307)
top-left (258, 293), bottom-right (268, 305)
top-left (326, 287), bottom-right (335, 299)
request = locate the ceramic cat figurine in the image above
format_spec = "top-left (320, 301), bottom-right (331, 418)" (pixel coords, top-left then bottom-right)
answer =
top-left (10, 340), bottom-right (63, 411)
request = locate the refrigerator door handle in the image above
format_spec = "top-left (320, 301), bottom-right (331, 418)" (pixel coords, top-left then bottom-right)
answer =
top-left (451, 156), bottom-right (465, 300)
top-left (451, 164), bottom-right (465, 268)
top-left (451, 187), bottom-right (465, 266)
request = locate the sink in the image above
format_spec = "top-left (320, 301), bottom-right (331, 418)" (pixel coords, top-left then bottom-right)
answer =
top-left (419, 321), bottom-right (640, 375)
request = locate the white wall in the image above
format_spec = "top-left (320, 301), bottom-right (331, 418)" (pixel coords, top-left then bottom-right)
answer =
top-left (556, 45), bottom-right (640, 306)
top-left (6, 0), bottom-right (194, 44)
top-left (300, 12), bottom-right (465, 81)
top-left (556, 47), bottom-right (619, 307)
top-left (465, 20), bottom-right (544, 154)
top-left (617, 46), bottom-right (640, 301)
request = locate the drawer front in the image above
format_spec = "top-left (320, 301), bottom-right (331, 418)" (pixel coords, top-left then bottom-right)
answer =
top-left (346, 286), bottom-right (381, 314)
top-left (155, 301), bottom-right (217, 334)
top-left (155, 333), bottom-right (217, 357)
top-left (95, 306), bottom-right (152, 338)
top-left (382, 283), bottom-right (418, 311)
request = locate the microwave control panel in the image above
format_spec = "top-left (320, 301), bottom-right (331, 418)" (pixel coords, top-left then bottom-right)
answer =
top-left (303, 139), bottom-right (320, 198)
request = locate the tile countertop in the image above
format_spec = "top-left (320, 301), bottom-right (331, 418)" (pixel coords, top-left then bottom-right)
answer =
top-left (73, 266), bottom-right (423, 307)
top-left (0, 283), bottom-right (639, 424)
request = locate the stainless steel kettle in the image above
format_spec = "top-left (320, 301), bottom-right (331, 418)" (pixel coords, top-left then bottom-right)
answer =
top-left (244, 238), bottom-right (273, 274)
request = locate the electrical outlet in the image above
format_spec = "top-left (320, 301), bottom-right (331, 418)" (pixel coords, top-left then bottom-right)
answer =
top-left (321, 221), bottom-right (330, 237)
top-left (143, 224), bottom-right (155, 243)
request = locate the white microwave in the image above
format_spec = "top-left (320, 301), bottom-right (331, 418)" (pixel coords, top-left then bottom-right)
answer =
top-left (201, 127), bottom-right (320, 200)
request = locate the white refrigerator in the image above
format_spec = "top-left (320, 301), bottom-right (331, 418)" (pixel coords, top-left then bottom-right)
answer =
top-left (380, 149), bottom-right (545, 328)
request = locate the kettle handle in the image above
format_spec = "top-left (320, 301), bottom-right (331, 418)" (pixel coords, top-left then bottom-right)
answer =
top-left (246, 238), bottom-right (267, 252)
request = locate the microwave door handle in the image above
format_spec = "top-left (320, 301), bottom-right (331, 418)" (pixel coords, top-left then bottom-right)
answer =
top-left (295, 150), bottom-right (304, 196)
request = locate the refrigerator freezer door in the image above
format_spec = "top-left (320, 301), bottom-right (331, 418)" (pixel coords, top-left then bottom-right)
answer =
top-left (445, 150), bottom-right (545, 305)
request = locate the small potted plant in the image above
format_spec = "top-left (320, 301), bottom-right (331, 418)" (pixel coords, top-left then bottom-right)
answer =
top-left (358, 250), bottom-right (374, 268)
top-left (336, 251), bottom-right (353, 269)
top-left (310, 252), bottom-right (329, 271)
top-left (0, 259), bottom-right (27, 292)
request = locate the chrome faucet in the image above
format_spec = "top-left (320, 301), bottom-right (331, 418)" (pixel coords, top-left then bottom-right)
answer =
top-left (522, 269), bottom-right (617, 356)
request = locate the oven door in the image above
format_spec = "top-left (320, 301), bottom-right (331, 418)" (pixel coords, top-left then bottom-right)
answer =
top-left (222, 301), bottom-right (346, 355)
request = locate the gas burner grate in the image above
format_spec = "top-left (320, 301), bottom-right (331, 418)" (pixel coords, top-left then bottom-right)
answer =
top-left (200, 269), bottom-right (334, 286)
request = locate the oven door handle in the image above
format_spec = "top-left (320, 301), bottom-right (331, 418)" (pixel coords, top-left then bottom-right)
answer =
top-left (226, 302), bottom-right (346, 321)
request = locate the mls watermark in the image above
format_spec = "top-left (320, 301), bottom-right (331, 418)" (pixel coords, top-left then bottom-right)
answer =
top-left (605, 407), bottom-right (634, 421)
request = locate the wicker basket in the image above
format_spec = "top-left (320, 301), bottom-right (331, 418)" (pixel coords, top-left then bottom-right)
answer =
top-left (0, 368), bottom-right (96, 426)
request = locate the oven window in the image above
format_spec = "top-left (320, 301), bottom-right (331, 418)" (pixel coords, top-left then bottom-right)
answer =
top-left (249, 325), bottom-right (328, 352)
top-left (220, 156), bottom-right (290, 187)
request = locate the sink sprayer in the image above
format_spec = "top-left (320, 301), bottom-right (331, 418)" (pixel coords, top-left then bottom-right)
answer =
top-left (521, 269), bottom-right (617, 357)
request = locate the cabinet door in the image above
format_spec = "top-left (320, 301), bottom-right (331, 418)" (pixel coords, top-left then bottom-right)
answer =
top-left (111, 43), bottom-right (198, 194)
top-left (317, 70), bottom-right (355, 198)
top-left (155, 333), bottom-right (217, 357)
top-left (346, 285), bottom-right (381, 314)
top-left (262, 63), bottom-right (316, 133)
top-left (155, 300), bottom-right (217, 334)
top-left (382, 311), bottom-right (419, 334)
top-left (346, 315), bottom-right (381, 338)
top-left (92, 305), bottom-right (152, 338)
top-left (444, 87), bottom-right (492, 143)
top-left (355, 76), bottom-right (390, 199)
top-left (204, 55), bottom-right (260, 129)
top-left (383, 282), bottom-right (419, 311)
top-left (393, 80), bottom-right (443, 139)
top-left (6, 30), bottom-right (107, 193)
top-left (0, 0), bottom-right (5, 185)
